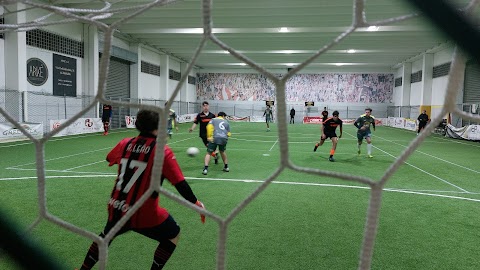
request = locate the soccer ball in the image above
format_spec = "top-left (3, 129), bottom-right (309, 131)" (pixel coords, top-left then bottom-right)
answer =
top-left (186, 147), bottom-right (200, 157)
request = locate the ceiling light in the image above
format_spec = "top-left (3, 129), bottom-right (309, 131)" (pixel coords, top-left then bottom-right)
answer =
top-left (279, 27), bottom-right (289, 33)
top-left (223, 50), bottom-right (229, 54)
top-left (286, 63), bottom-right (296, 67)
top-left (367, 26), bottom-right (379, 31)
top-left (335, 63), bottom-right (344, 66)
top-left (239, 63), bottom-right (247, 66)
top-left (347, 49), bottom-right (356, 53)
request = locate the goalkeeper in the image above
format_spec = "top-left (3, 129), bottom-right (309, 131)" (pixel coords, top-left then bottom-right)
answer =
top-left (77, 110), bottom-right (206, 270)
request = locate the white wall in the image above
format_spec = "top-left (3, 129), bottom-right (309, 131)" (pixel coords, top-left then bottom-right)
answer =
top-left (186, 69), bottom-right (197, 102)
top-left (26, 9), bottom-right (83, 41)
top-left (139, 73), bottom-right (161, 99)
top-left (411, 58), bottom-right (423, 73)
top-left (168, 60), bottom-right (181, 101)
top-left (392, 68), bottom-right (403, 106)
top-left (138, 48), bottom-right (161, 99)
top-left (434, 47), bottom-right (454, 66)
top-left (26, 47), bottom-right (83, 95)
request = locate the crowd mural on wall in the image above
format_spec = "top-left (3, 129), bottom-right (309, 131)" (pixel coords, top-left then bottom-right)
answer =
top-left (196, 73), bottom-right (394, 103)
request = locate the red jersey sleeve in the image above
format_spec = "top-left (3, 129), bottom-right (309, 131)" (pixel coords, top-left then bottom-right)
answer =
top-left (162, 145), bottom-right (185, 185)
top-left (106, 138), bottom-right (130, 166)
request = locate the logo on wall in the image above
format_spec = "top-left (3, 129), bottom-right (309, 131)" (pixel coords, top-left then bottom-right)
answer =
top-left (85, 119), bottom-right (93, 128)
top-left (27, 58), bottom-right (48, 86)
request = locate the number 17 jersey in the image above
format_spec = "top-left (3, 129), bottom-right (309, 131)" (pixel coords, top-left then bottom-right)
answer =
top-left (106, 134), bottom-right (185, 228)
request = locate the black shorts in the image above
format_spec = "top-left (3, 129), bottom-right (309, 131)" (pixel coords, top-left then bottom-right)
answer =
top-left (200, 135), bottom-right (209, 146)
top-left (103, 215), bottom-right (180, 242)
top-left (102, 116), bottom-right (110, 122)
top-left (322, 132), bottom-right (337, 139)
top-left (418, 122), bottom-right (427, 129)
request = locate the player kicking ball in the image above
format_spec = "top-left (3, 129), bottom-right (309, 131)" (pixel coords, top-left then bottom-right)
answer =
top-left (313, 110), bottom-right (343, 162)
top-left (203, 112), bottom-right (231, 175)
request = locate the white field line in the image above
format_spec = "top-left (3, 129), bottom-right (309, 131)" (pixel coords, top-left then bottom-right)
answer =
top-left (6, 147), bottom-right (112, 169)
top-left (0, 129), bottom-right (132, 148)
top-left (375, 135), bottom-right (480, 174)
top-left (63, 160), bottom-right (105, 171)
top-left (373, 145), bottom-right (469, 193)
top-left (4, 174), bottom-right (479, 202)
top-left (230, 137), bottom-right (358, 143)
top-left (6, 135), bottom-right (195, 171)
top-left (269, 138), bottom-right (279, 152)
top-left (168, 145), bottom-right (392, 157)
top-left (382, 126), bottom-right (480, 148)
top-left (168, 136), bottom-right (196, 145)
top-left (6, 168), bottom-right (114, 174)
top-left (344, 131), bottom-right (470, 193)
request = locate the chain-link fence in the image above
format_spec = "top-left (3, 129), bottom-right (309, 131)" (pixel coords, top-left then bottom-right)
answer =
top-left (0, 89), bottom-right (24, 123)
top-left (2, 89), bottom-right (479, 133)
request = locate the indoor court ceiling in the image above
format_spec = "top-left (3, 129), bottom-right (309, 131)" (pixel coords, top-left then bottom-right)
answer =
top-left (43, 0), bottom-right (479, 71)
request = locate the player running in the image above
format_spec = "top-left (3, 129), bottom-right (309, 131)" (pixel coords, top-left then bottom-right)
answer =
top-left (354, 108), bottom-right (376, 158)
top-left (313, 110), bottom-right (343, 162)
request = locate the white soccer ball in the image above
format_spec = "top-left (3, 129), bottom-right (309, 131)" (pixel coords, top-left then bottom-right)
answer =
top-left (186, 147), bottom-right (200, 157)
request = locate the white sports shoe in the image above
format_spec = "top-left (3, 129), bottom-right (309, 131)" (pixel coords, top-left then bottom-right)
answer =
top-left (223, 167), bottom-right (230, 172)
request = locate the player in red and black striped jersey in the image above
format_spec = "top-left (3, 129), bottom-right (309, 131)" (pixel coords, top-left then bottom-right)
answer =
top-left (313, 110), bottom-right (343, 162)
top-left (188, 101), bottom-right (219, 163)
top-left (101, 104), bottom-right (112, 135)
top-left (78, 110), bottom-right (206, 270)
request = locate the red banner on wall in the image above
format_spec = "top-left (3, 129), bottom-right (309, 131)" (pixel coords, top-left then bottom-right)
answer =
top-left (303, 116), bottom-right (323, 124)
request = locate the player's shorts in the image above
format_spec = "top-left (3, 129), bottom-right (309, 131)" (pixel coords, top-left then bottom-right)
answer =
top-left (322, 132), bottom-right (337, 139)
top-left (266, 117), bottom-right (271, 123)
top-left (200, 135), bottom-right (209, 146)
top-left (207, 141), bottom-right (227, 153)
top-left (102, 116), bottom-right (110, 122)
top-left (167, 128), bottom-right (173, 135)
top-left (102, 215), bottom-right (180, 242)
top-left (357, 131), bottom-right (372, 141)
top-left (418, 122), bottom-right (427, 129)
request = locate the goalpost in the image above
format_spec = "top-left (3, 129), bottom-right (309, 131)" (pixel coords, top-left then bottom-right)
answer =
top-left (1, 0), bottom-right (480, 269)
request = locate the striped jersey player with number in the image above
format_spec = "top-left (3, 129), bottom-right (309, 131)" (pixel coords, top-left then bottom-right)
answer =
top-left (77, 110), bottom-right (206, 270)
top-left (202, 112), bottom-right (231, 175)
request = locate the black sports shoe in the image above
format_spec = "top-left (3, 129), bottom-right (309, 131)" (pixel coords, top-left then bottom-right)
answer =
top-left (329, 157), bottom-right (335, 162)
top-left (214, 155), bottom-right (219, 164)
top-left (313, 143), bottom-right (319, 152)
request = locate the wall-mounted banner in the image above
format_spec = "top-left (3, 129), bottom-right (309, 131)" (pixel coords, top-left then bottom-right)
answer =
top-left (177, 113), bottom-right (197, 123)
top-left (49, 118), bottom-right (102, 136)
top-left (404, 119), bottom-right (417, 131)
top-left (0, 122), bottom-right (43, 141)
top-left (125, 116), bottom-right (137, 128)
top-left (27, 58), bottom-right (48, 86)
top-left (53, 54), bottom-right (77, 97)
top-left (303, 116), bottom-right (323, 124)
top-left (225, 116), bottom-right (250, 122)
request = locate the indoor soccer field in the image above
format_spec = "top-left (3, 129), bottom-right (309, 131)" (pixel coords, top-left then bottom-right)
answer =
top-left (1, 122), bottom-right (479, 270)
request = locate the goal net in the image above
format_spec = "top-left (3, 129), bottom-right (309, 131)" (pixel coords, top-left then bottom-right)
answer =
top-left (1, 0), bottom-right (480, 269)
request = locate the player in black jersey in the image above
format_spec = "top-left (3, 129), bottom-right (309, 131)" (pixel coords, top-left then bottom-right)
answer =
top-left (313, 110), bottom-right (343, 162)
top-left (188, 101), bottom-right (219, 163)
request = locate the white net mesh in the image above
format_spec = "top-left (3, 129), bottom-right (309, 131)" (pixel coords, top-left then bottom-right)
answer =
top-left (1, 0), bottom-right (480, 269)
